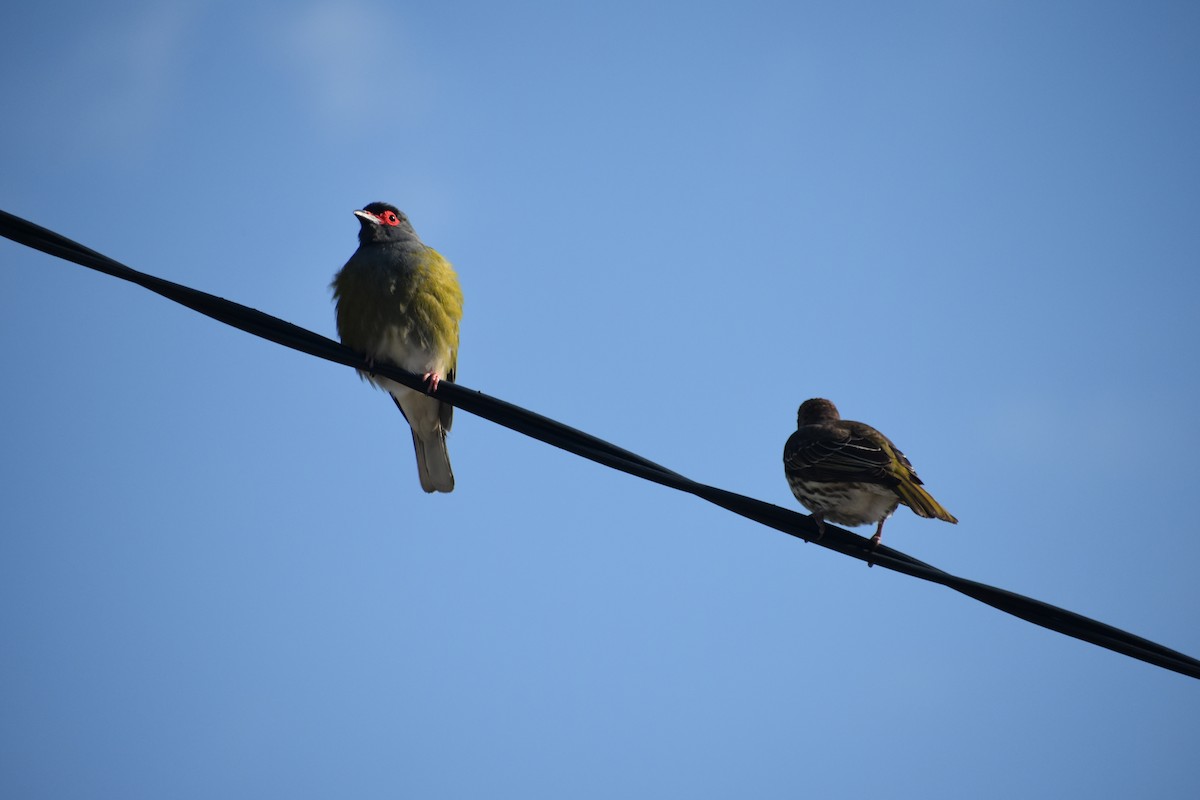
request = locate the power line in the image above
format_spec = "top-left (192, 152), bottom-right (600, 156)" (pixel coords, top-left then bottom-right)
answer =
top-left (3, 208), bottom-right (1197, 681)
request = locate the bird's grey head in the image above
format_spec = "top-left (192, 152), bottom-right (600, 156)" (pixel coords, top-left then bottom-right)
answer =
top-left (354, 202), bottom-right (419, 246)
top-left (797, 398), bottom-right (841, 427)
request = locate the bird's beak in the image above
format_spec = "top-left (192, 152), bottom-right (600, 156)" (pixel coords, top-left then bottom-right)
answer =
top-left (354, 209), bottom-right (382, 225)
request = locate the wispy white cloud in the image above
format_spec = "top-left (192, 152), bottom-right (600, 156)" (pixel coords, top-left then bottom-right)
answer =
top-left (70, 3), bottom-right (199, 154)
top-left (270, 1), bottom-right (429, 133)
top-left (5, 4), bottom-right (198, 163)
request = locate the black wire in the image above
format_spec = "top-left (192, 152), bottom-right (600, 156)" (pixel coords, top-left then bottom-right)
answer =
top-left (3, 208), bottom-right (1198, 681)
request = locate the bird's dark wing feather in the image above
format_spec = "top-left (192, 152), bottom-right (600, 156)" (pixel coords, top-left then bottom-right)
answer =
top-left (784, 428), bottom-right (903, 486)
top-left (439, 365), bottom-right (454, 431)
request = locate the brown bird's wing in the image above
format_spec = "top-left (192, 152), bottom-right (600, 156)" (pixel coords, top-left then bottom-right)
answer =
top-left (784, 423), bottom-right (899, 485)
top-left (785, 422), bottom-right (958, 524)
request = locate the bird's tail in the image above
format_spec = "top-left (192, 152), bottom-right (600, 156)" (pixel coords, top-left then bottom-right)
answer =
top-left (411, 429), bottom-right (455, 493)
top-left (896, 480), bottom-right (957, 524)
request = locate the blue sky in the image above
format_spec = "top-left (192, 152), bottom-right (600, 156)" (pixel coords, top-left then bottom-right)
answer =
top-left (3, 1), bottom-right (1199, 797)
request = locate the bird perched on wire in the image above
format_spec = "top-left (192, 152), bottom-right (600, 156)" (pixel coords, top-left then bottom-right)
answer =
top-left (332, 202), bottom-right (463, 493)
top-left (783, 398), bottom-right (956, 548)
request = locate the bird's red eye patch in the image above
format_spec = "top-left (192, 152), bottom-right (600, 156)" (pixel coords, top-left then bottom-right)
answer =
top-left (380, 211), bottom-right (401, 226)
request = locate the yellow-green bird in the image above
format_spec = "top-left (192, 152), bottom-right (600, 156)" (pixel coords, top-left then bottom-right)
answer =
top-left (783, 398), bottom-right (957, 547)
top-left (332, 202), bottom-right (463, 493)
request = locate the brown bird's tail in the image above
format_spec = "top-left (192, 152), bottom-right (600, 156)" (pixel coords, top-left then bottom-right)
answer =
top-left (412, 429), bottom-right (455, 493)
top-left (896, 480), bottom-right (957, 524)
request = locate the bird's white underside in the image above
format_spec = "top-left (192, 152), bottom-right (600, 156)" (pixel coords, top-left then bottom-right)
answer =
top-left (788, 479), bottom-right (899, 527)
top-left (364, 326), bottom-right (452, 437)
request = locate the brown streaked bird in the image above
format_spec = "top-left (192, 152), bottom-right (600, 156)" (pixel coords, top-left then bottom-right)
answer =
top-left (783, 398), bottom-right (957, 548)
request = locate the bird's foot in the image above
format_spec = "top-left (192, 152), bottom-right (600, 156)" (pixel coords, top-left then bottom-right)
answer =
top-left (866, 524), bottom-right (884, 568)
top-left (422, 372), bottom-right (442, 393)
top-left (810, 513), bottom-right (826, 543)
